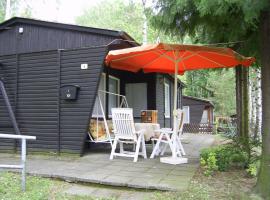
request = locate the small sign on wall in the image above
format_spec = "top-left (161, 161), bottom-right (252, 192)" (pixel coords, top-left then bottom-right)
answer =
top-left (81, 63), bottom-right (88, 69)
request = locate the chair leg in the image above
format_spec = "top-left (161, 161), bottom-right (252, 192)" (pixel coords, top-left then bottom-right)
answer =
top-left (110, 138), bottom-right (118, 160)
top-left (161, 143), bottom-right (168, 156)
top-left (119, 142), bottom-right (124, 154)
top-left (141, 134), bottom-right (147, 159)
top-left (152, 140), bottom-right (155, 150)
top-left (150, 133), bottom-right (163, 159)
top-left (134, 135), bottom-right (142, 162)
top-left (177, 137), bottom-right (186, 155)
top-left (165, 133), bottom-right (175, 156)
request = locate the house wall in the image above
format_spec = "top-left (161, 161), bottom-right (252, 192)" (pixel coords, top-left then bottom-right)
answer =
top-left (155, 74), bottom-right (182, 128)
top-left (182, 96), bottom-right (213, 124)
top-left (0, 46), bottom-right (107, 154)
top-left (106, 68), bottom-right (156, 120)
top-left (0, 23), bottom-right (117, 56)
top-left (0, 55), bottom-right (17, 151)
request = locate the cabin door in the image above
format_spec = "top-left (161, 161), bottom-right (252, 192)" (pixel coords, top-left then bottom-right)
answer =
top-left (125, 83), bottom-right (147, 119)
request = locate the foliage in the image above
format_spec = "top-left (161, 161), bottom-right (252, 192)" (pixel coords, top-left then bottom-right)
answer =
top-left (200, 151), bottom-right (218, 176)
top-left (200, 143), bottom-right (249, 175)
top-left (207, 69), bottom-right (236, 116)
top-left (247, 162), bottom-right (259, 177)
top-left (0, 0), bottom-right (32, 23)
top-left (150, 0), bottom-right (268, 58)
top-left (76, 0), bottom-right (179, 44)
top-left (182, 68), bottom-right (236, 116)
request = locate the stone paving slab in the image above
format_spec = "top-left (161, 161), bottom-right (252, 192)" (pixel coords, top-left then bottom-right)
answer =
top-left (64, 184), bottom-right (154, 200)
top-left (0, 133), bottom-right (215, 191)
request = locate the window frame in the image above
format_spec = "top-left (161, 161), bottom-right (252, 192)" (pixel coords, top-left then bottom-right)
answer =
top-left (164, 82), bottom-right (170, 118)
top-left (92, 73), bottom-right (106, 118)
top-left (92, 73), bottom-right (120, 118)
top-left (108, 75), bottom-right (120, 117)
top-left (182, 106), bottom-right (190, 124)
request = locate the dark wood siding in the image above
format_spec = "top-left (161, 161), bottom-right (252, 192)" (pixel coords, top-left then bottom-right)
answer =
top-left (0, 23), bottom-right (116, 56)
top-left (0, 55), bottom-right (17, 150)
top-left (60, 47), bottom-right (107, 154)
top-left (156, 74), bottom-right (165, 128)
top-left (0, 46), bottom-right (107, 154)
top-left (17, 51), bottom-right (59, 151)
top-left (0, 27), bottom-right (17, 55)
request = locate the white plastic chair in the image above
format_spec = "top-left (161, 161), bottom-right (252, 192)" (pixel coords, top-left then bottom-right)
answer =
top-left (110, 108), bottom-right (147, 162)
top-left (150, 109), bottom-right (186, 158)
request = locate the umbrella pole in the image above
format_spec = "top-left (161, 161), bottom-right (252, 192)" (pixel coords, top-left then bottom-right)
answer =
top-left (160, 61), bottom-right (188, 165)
top-left (172, 61), bottom-right (178, 158)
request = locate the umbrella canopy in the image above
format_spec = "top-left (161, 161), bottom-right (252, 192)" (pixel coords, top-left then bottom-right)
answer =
top-left (105, 43), bottom-right (255, 74)
top-left (105, 43), bottom-right (255, 164)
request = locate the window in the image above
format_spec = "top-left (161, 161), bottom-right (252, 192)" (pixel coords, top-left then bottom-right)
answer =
top-left (164, 82), bottom-right (170, 118)
top-left (182, 106), bottom-right (190, 124)
top-left (92, 74), bottom-right (120, 117)
top-left (200, 109), bottom-right (208, 123)
top-left (125, 83), bottom-right (147, 117)
top-left (92, 73), bottom-right (106, 117)
top-left (108, 76), bottom-right (120, 116)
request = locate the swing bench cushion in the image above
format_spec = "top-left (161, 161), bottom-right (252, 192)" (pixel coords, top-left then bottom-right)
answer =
top-left (89, 119), bottom-right (114, 140)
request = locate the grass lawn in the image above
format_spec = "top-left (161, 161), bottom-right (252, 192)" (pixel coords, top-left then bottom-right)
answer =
top-left (153, 168), bottom-right (262, 200)
top-left (0, 167), bottom-right (262, 200)
top-left (0, 172), bottom-right (94, 200)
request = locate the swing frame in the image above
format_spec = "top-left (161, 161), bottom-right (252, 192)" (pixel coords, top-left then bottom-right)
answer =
top-left (88, 90), bottom-right (129, 147)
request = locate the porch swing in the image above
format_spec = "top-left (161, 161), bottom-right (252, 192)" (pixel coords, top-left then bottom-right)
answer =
top-left (88, 90), bottom-right (129, 146)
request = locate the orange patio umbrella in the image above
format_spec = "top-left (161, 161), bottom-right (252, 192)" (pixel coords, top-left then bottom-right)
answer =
top-left (105, 43), bottom-right (255, 74)
top-left (105, 43), bottom-right (255, 164)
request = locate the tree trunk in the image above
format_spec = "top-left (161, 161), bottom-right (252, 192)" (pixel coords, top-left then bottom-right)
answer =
top-left (249, 69), bottom-right (255, 135)
top-left (142, 0), bottom-right (148, 44)
top-left (254, 68), bottom-right (262, 140)
top-left (5, 0), bottom-right (11, 20)
top-left (255, 9), bottom-right (270, 199)
top-left (235, 66), bottom-right (242, 136)
top-left (235, 65), bottom-right (250, 155)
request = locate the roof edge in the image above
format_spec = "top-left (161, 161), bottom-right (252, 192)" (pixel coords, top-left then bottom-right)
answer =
top-left (0, 17), bottom-right (137, 43)
top-left (183, 95), bottom-right (214, 106)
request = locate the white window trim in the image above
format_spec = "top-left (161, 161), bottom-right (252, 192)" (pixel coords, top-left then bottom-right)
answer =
top-left (183, 106), bottom-right (190, 124)
top-left (164, 82), bottom-right (170, 118)
top-left (108, 75), bottom-right (120, 118)
top-left (92, 73), bottom-right (106, 118)
top-left (92, 73), bottom-right (120, 118)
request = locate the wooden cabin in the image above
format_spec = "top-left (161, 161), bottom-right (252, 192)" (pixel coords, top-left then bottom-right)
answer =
top-left (182, 95), bottom-right (214, 133)
top-left (0, 17), bottom-right (182, 155)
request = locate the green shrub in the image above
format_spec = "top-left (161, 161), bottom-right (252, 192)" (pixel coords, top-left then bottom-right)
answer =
top-left (246, 161), bottom-right (260, 177)
top-left (200, 144), bottom-right (249, 175)
top-left (200, 152), bottom-right (218, 176)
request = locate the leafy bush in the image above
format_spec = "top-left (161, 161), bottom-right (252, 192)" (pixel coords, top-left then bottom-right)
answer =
top-left (246, 161), bottom-right (260, 177)
top-left (200, 144), bottom-right (249, 175)
top-left (200, 152), bottom-right (218, 176)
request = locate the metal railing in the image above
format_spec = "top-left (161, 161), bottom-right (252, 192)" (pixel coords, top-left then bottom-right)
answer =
top-left (0, 133), bottom-right (36, 191)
